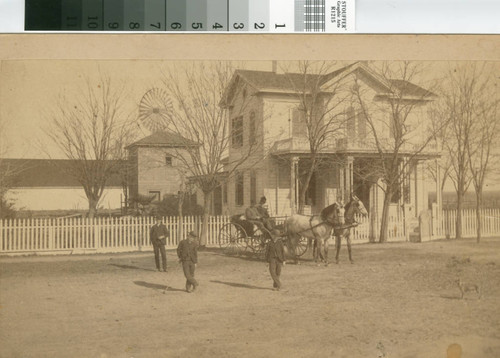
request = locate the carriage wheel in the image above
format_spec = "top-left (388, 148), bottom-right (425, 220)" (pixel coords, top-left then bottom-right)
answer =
top-left (247, 226), bottom-right (270, 259)
top-left (218, 223), bottom-right (247, 256)
top-left (294, 236), bottom-right (309, 257)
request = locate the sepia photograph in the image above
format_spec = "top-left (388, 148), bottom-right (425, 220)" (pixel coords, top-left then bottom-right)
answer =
top-left (0, 35), bottom-right (499, 358)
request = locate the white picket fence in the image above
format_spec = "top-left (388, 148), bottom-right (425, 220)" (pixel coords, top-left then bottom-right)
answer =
top-left (441, 208), bottom-right (500, 239)
top-left (1, 209), bottom-right (499, 255)
top-left (0, 215), bottom-right (230, 255)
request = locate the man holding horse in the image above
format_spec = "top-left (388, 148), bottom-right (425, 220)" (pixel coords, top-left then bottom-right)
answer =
top-left (333, 194), bottom-right (368, 264)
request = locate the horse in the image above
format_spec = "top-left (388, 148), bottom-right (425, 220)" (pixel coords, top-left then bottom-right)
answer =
top-left (333, 194), bottom-right (368, 264)
top-left (285, 202), bottom-right (345, 265)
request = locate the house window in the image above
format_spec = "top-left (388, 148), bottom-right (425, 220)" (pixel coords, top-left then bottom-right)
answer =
top-left (235, 172), bottom-right (244, 206)
top-left (232, 116), bottom-right (244, 148)
top-left (358, 112), bottom-right (367, 140)
top-left (149, 191), bottom-right (161, 202)
top-left (292, 107), bottom-right (307, 137)
top-left (250, 171), bottom-right (257, 205)
top-left (165, 156), bottom-right (172, 166)
top-left (222, 183), bottom-right (228, 205)
top-left (249, 112), bottom-right (256, 145)
top-left (346, 107), bottom-right (356, 138)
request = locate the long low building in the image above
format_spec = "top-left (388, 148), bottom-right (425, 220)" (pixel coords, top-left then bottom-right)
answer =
top-left (1, 158), bottom-right (125, 212)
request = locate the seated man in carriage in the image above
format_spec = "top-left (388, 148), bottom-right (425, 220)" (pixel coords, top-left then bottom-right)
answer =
top-left (245, 196), bottom-right (275, 233)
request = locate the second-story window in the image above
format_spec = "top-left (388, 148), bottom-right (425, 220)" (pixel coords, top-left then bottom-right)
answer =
top-left (249, 112), bottom-right (256, 145)
top-left (165, 156), bottom-right (172, 166)
top-left (346, 107), bottom-right (356, 138)
top-left (292, 107), bottom-right (307, 137)
top-left (232, 116), bottom-right (243, 148)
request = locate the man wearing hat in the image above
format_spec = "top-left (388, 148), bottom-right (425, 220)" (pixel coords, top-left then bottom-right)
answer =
top-left (150, 216), bottom-right (169, 272)
top-left (265, 229), bottom-right (286, 291)
top-left (245, 196), bottom-right (273, 232)
top-left (177, 231), bottom-right (199, 293)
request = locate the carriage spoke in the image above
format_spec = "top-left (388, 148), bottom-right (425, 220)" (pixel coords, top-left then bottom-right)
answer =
top-left (295, 236), bottom-right (309, 257)
top-left (218, 223), bottom-right (246, 256)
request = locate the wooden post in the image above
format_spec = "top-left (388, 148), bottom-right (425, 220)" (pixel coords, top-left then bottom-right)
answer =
top-left (290, 156), bottom-right (299, 214)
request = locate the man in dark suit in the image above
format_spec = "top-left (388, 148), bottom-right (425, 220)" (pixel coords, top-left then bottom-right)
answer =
top-left (265, 230), bottom-right (285, 291)
top-left (177, 231), bottom-right (199, 293)
top-left (150, 216), bottom-right (169, 272)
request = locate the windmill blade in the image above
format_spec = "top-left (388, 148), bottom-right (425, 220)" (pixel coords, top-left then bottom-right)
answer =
top-left (138, 88), bottom-right (173, 132)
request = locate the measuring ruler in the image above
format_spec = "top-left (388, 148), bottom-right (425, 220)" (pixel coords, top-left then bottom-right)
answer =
top-left (25, 0), bottom-right (355, 32)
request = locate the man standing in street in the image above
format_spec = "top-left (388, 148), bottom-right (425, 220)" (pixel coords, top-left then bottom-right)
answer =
top-left (177, 231), bottom-right (199, 293)
top-left (150, 216), bottom-right (169, 272)
top-left (266, 230), bottom-right (285, 291)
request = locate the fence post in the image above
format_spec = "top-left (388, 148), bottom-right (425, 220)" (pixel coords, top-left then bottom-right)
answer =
top-left (94, 218), bottom-right (100, 251)
top-left (47, 218), bottom-right (53, 250)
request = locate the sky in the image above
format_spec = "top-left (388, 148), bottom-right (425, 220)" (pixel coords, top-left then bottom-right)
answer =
top-left (0, 59), bottom-right (273, 159)
top-left (1, 59), bottom-right (499, 191)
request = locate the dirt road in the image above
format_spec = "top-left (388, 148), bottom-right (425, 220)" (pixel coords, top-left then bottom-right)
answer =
top-left (1, 238), bottom-right (499, 358)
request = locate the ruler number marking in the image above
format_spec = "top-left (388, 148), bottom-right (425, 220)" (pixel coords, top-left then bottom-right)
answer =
top-left (254, 22), bottom-right (265, 30)
top-left (233, 22), bottom-right (244, 30)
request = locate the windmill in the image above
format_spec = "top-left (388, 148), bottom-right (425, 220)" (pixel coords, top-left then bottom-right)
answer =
top-left (138, 88), bottom-right (173, 133)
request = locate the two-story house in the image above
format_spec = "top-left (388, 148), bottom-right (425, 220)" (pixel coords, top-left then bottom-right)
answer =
top-left (220, 62), bottom-right (441, 229)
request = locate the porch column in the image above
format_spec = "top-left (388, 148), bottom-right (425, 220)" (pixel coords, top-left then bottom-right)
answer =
top-left (342, 156), bottom-right (354, 202)
top-left (290, 156), bottom-right (299, 214)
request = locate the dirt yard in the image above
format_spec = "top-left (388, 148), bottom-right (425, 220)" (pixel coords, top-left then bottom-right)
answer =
top-left (1, 238), bottom-right (499, 358)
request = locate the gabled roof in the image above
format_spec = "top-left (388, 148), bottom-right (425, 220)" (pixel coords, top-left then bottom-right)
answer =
top-left (0, 159), bottom-right (125, 188)
top-left (389, 79), bottom-right (436, 98)
top-left (221, 62), bottom-right (435, 106)
top-left (126, 131), bottom-right (198, 149)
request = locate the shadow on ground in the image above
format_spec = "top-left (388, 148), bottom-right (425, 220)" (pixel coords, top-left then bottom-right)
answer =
top-left (210, 279), bottom-right (272, 291)
top-left (109, 264), bottom-right (156, 272)
top-left (133, 280), bottom-right (185, 292)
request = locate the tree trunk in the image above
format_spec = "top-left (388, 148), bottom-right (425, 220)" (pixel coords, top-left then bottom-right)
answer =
top-left (200, 192), bottom-right (211, 247)
top-left (299, 160), bottom-right (315, 214)
top-left (379, 188), bottom-right (392, 243)
top-left (455, 189), bottom-right (464, 239)
top-left (88, 196), bottom-right (99, 219)
top-left (178, 191), bottom-right (185, 241)
top-left (476, 189), bottom-right (482, 243)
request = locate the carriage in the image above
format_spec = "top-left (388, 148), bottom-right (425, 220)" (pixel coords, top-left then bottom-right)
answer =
top-left (218, 196), bottom-right (368, 264)
top-left (218, 215), bottom-right (308, 259)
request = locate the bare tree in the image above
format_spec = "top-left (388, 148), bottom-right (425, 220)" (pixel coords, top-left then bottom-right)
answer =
top-left (435, 63), bottom-right (497, 239)
top-left (464, 65), bottom-right (499, 242)
top-left (351, 62), bottom-right (440, 243)
top-left (280, 61), bottom-right (350, 212)
top-left (45, 75), bottom-right (133, 218)
top-left (161, 62), bottom-right (259, 246)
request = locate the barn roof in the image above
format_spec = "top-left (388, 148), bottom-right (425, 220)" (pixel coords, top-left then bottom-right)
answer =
top-left (0, 159), bottom-right (125, 188)
top-left (126, 131), bottom-right (198, 149)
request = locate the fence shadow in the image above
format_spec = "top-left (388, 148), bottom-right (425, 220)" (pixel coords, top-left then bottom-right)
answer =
top-left (110, 264), bottom-right (156, 272)
top-left (210, 280), bottom-right (272, 291)
top-left (134, 280), bottom-right (185, 292)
